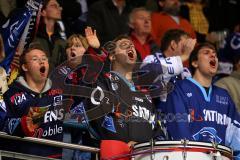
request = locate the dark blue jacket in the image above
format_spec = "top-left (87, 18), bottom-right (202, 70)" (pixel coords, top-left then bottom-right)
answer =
top-left (1, 77), bottom-right (64, 158)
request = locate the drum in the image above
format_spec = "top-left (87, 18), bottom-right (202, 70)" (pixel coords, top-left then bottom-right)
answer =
top-left (132, 141), bottom-right (233, 160)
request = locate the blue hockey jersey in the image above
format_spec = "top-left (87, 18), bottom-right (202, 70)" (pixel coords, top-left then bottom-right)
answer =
top-left (158, 78), bottom-right (240, 159)
top-left (1, 76), bottom-right (64, 158)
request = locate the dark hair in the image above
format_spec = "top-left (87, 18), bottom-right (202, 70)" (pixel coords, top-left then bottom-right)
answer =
top-left (42, 0), bottom-right (62, 10)
top-left (102, 35), bottom-right (132, 72)
top-left (160, 29), bottom-right (189, 52)
top-left (103, 34), bottom-right (131, 55)
top-left (19, 42), bottom-right (48, 75)
top-left (112, 34), bottom-right (131, 43)
top-left (42, 0), bottom-right (51, 11)
top-left (189, 43), bottom-right (216, 75)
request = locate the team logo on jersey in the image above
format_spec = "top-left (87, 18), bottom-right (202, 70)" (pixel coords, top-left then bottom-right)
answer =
top-left (189, 109), bottom-right (203, 122)
top-left (8, 118), bottom-right (21, 134)
top-left (132, 104), bottom-right (155, 125)
top-left (216, 95), bottom-right (228, 105)
top-left (10, 92), bottom-right (27, 105)
top-left (49, 89), bottom-right (63, 96)
top-left (91, 86), bottom-right (104, 105)
top-left (71, 102), bottom-right (88, 124)
top-left (203, 109), bottom-right (232, 125)
top-left (192, 127), bottom-right (222, 143)
top-left (44, 108), bottom-right (64, 123)
top-left (187, 92), bottom-right (192, 97)
top-left (58, 66), bottom-right (71, 75)
top-left (34, 124), bottom-right (63, 138)
top-left (101, 115), bottom-right (116, 133)
top-left (71, 102), bottom-right (85, 114)
top-left (53, 95), bottom-right (63, 106)
top-left (230, 34), bottom-right (240, 50)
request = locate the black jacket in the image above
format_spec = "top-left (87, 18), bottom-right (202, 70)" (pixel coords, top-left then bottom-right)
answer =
top-left (86, 71), bottom-right (164, 143)
top-left (34, 21), bottom-right (66, 73)
top-left (87, 0), bottom-right (131, 44)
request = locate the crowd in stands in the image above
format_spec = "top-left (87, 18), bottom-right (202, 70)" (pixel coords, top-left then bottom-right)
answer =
top-left (0, 0), bottom-right (240, 160)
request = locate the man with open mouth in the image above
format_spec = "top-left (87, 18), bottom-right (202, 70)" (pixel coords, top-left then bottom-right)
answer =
top-left (160, 43), bottom-right (240, 159)
top-left (1, 44), bottom-right (64, 159)
top-left (84, 35), bottom-right (166, 160)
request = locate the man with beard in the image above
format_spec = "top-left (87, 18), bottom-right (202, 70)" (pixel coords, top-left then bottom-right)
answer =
top-left (1, 44), bottom-right (64, 158)
top-left (160, 43), bottom-right (240, 159)
top-left (151, 0), bottom-right (196, 46)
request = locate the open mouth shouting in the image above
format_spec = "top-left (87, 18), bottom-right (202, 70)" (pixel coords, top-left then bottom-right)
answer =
top-left (71, 52), bottom-right (76, 58)
top-left (127, 50), bottom-right (135, 60)
top-left (40, 66), bottom-right (46, 76)
top-left (209, 59), bottom-right (217, 68)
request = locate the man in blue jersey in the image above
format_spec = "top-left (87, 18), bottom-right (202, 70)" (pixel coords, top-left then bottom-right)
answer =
top-left (159, 43), bottom-right (240, 159)
top-left (1, 44), bottom-right (64, 158)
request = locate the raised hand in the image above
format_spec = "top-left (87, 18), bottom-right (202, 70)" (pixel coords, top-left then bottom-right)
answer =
top-left (180, 38), bottom-right (197, 62)
top-left (11, 51), bottom-right (21, 69)
top-left (85, 26), bottom-right (100, 49)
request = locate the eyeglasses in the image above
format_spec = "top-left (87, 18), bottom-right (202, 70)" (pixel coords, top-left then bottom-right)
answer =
top-left (103, 40), bottom-right (134, 53)
top-left (28, 56), bottom-right (49, 63)
top-left (118, 41), bottom-right (135, 50)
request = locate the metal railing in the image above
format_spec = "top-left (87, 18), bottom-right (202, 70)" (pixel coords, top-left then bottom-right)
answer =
top-left (0, 150), bottom-right (58, 160)
top-left (0, 132), bottom-right (100, 160)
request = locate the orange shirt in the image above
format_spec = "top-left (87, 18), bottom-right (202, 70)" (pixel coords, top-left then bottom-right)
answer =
top-left (151, 12), bottom-right (196, 46)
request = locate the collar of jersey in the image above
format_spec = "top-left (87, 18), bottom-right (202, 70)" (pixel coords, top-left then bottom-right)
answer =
top-left (187, 77), bottom-right (212, 102)
top-left (110, 71), bottom-right (136, 91)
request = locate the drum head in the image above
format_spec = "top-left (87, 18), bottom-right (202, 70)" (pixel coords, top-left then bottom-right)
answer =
top-left (132, 141), bottom-right (233, 160)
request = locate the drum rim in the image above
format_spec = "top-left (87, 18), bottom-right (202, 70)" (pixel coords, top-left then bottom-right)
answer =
top-left (133, 141), bottom-right (232, 153)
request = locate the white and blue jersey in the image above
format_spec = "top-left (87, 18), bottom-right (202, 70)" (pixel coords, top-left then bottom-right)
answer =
top-left (143, 52), bottom-right (185, 82)
top-left (158, 78), bottom-right (240, 159)
top-left (142, 52), bottom-right (191, 102)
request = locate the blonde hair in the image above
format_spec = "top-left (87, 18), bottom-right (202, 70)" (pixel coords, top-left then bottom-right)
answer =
top-left (66, 34), bottom-right (89, 50)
